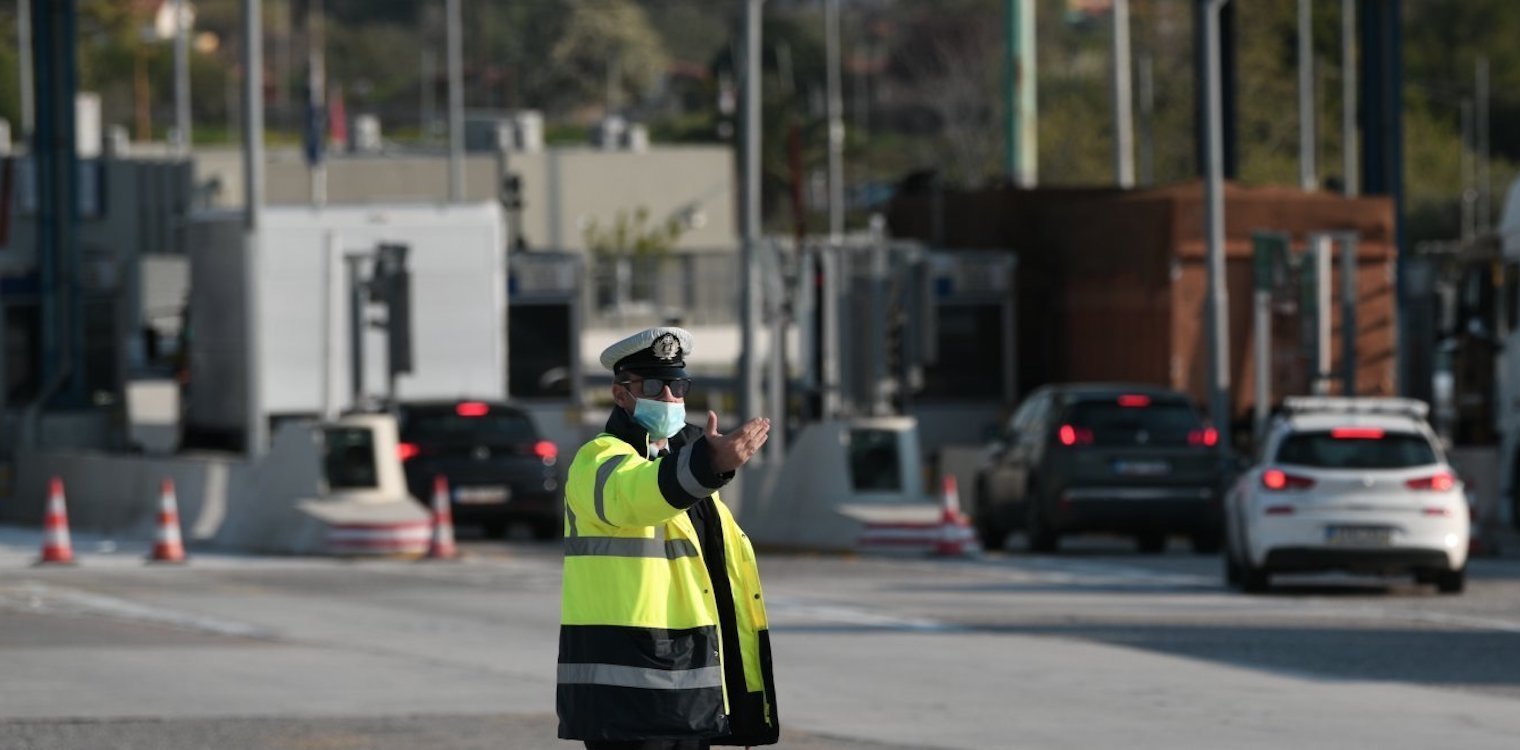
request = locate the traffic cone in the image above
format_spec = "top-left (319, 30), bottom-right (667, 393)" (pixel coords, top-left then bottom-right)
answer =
top-left (37, 477), bottom-right (76, 566)
top-left (147, 477), bottom-right (187, 564)
top-left (934, 474), bottom-right (979, 557)
top-left (424, 475), bottom-right (458, 560)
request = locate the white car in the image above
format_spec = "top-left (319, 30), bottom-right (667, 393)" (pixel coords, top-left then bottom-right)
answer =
top-left (1224, 397), bottom-right (1469, 594)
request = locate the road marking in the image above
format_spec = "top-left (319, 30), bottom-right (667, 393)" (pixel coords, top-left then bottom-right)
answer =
top-left (0, 581), bottom-right (278, 640)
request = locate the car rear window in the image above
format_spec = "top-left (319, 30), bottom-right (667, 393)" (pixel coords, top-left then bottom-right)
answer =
top-left (1064, 400), bottom-right (1203, 446)
top-left (402, 408), bottom-right (537, 444)
top-left (1274, 431), bottom-right (1437, 469)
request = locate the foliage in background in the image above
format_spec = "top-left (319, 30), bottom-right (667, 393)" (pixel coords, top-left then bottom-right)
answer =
top-left (583, 206), bottom-right (687, 258)
top-left (0, 0), bottom-right (1516, 248)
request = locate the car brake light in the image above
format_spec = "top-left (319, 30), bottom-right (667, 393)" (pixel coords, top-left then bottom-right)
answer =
top-left (1330, 427), bottom-right (1385, 440)
top-left (1406, 472), bottom-right (1456, 492)
top-left (1058, 424), bottom-right (1094, 446)
top-left (1262, 469), bottom-right (1315, 491)
top-left (1188, 427), bottom-right (1219, 447)
top-left (532, 440), bottom-right (558, 461)
top-left (1117, 394), bottom-right (1151, 408)
top-left (398, 442), bottom-right (421, 462)
top-left (456, 401), bottom-right (490, 417)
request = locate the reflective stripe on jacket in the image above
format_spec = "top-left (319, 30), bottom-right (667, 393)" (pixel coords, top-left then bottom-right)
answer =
top-left (557, 416), bottom-right (779, 745)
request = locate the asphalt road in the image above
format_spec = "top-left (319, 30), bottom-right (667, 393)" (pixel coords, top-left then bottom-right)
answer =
top-left (3, 526), bottom-right (1520, 750)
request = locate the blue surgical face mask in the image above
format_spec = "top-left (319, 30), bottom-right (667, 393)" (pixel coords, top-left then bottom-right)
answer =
top-left (631, 398), bottom-right (687, 439)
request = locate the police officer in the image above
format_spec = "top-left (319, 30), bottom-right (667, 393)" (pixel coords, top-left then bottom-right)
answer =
top-left (557, 326), bottom-right (780, 750)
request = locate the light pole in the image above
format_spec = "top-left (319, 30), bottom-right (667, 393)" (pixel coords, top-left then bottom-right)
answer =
top-left (740, 0), bottom-right (764, 445)
top-left (1201, 0), bottom-right (1233, 457)
top-left (242, 0), bottom-right (267, 456)
top-left (446, 0), bottom-right (464, 202)
top-left (1110, 0), bottom-right (1134, 188)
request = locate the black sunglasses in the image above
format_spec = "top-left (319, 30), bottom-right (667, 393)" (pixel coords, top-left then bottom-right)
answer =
top-left (618, 377), bottom-right (693, 398)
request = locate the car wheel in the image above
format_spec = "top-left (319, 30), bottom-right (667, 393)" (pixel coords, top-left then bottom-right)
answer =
top-left (974, 480), bottom-right (1009, 551)
top-left (1435, 567), bottom-right (1466, 595)
top-left (1025, 500), bottom-right (1059, 554)
top-left (1241, 562), bottom-right (1271, 594)
top-left (1191, 531), bottom-right (1222, 555)
top-left (1224, 548), bottom-right (1243, 588)
top-left (1137, 532), bottom-right (1167, 554)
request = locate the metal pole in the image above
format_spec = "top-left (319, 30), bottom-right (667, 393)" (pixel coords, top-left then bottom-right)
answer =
top-left (1339, 233), bottom-right (1358, 395)
top-left (1005, 0), bottom-right (1037, 187)
top-left (347, 254), bottom-right (366, 406)
top-left (1138, 54), bottom-right (1155, 186)
top-left (309, 0), bottom-right (327, 206)
top-left (740, 0), bottom-right (764, 435)
top-left (1297, 0), bottom-right (1316, 190)
top-left (1477, 55), bottom-right (1491, 232)
top-left (1313, 234), bottom-right (1332, 393)
top-left (825, 0), bottom-right (844, 244)
top-left (1460, 99), bottom-right (1474, 245)
top-left (1253, 286), bottom-right (1270, 443)
top-left (242, 0), bottom-right (267, 456)
top-left (766, 241), bottom-right (786, 457)
top-left (1340, 0), bottom-right (1357, 196)
top-left (173, 0), bottom-right (191, 154)
top-left (445, 0), bottom-right (465, 202)
top-left (1201, 0), bottom-right (1233, 456)
top-left (17, 0), bottom-right (33, 141)
top-left (1111, 0), bottom-right (1134, 188)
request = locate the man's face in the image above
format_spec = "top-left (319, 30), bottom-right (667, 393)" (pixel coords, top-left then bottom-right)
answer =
top-left (611, 374), bottom-right (691, 410)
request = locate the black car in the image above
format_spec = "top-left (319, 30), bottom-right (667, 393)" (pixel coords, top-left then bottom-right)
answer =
top-left (397, 400), bottom-right (561, 540)
top-left (973, 384), bottom-right (1225, 554)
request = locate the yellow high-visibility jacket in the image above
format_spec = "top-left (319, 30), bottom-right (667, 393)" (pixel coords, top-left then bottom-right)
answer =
top-left (557, 409), bottom-right (779, 745)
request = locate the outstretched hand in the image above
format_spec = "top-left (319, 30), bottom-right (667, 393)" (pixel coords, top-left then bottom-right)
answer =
top-left (705, 411), bottom-right (770, 474)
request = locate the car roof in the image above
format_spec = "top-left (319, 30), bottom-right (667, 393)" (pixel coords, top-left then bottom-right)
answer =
top-left (1047, 382), bottom-right (1193, 402)
top-left (398, 399), bottom-right (527, 414)
top-left (1283, 412), bottom-right (1427, 432)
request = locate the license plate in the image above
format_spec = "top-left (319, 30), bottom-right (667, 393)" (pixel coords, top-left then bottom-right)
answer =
top-left (1113, 460), bottom-right (1171, 477)
top-left (455, 486), bottom-right (511, 504)
top-left (1325, 525), bottom-right (1392, 546)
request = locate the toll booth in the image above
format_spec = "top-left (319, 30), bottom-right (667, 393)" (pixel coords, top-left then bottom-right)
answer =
top-left (740, 417), bottom-right (937, 552)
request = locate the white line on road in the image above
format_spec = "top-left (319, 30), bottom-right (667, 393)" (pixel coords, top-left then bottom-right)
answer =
top-left (0, 581), bottom-right (278, 640)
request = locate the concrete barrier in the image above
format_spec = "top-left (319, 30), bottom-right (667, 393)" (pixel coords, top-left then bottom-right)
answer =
top-left (4, 423), bottom-right (331, 555)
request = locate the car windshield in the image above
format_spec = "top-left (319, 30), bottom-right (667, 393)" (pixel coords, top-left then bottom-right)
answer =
top-left (1274, 430), bottom-right (1437, 469)
top-left (403, 409), bottom-right (537, 445)
top-left (1064, 400), bottom-right (1203, 446)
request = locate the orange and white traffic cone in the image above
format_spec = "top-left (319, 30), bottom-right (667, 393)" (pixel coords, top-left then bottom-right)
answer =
top-left (934, 474), bottom-right (980, 557)
top-left (37, 477), bottom-right (76, 566)
top-left (147, 477), bottom-right (187, 564)
top-left (424, 475), bottom-right (458, 560)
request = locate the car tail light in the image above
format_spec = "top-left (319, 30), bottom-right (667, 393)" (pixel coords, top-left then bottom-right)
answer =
top-left (1057, 424), bottom-right (1094, 446)
top-left (1261, 468), bottom-right (1315, 491)
top-left (1330, 427), bottom-right (1385, 440)
top-left (1117, 394), bottom-right (1151, 408)
top-left (1406, 472), bottom-right (1456, 492)
top-left (1188, 427), bottom-right (1219, 447)
top-left (398, 442), bottom-right (421, 462)
top-left (456, 401), bottom-right (490, 417)
top-left (532, 440), bottom-right (558, 461)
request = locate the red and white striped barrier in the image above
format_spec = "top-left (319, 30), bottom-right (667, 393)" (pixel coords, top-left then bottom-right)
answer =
top-left (327, 521), bottom-right (431, 556)
top-left (856, 475), bottom-right (980, 557)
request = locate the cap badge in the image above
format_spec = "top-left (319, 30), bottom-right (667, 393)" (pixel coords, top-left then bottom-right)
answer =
top-left (652, 333), bottom-right (681, 361)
